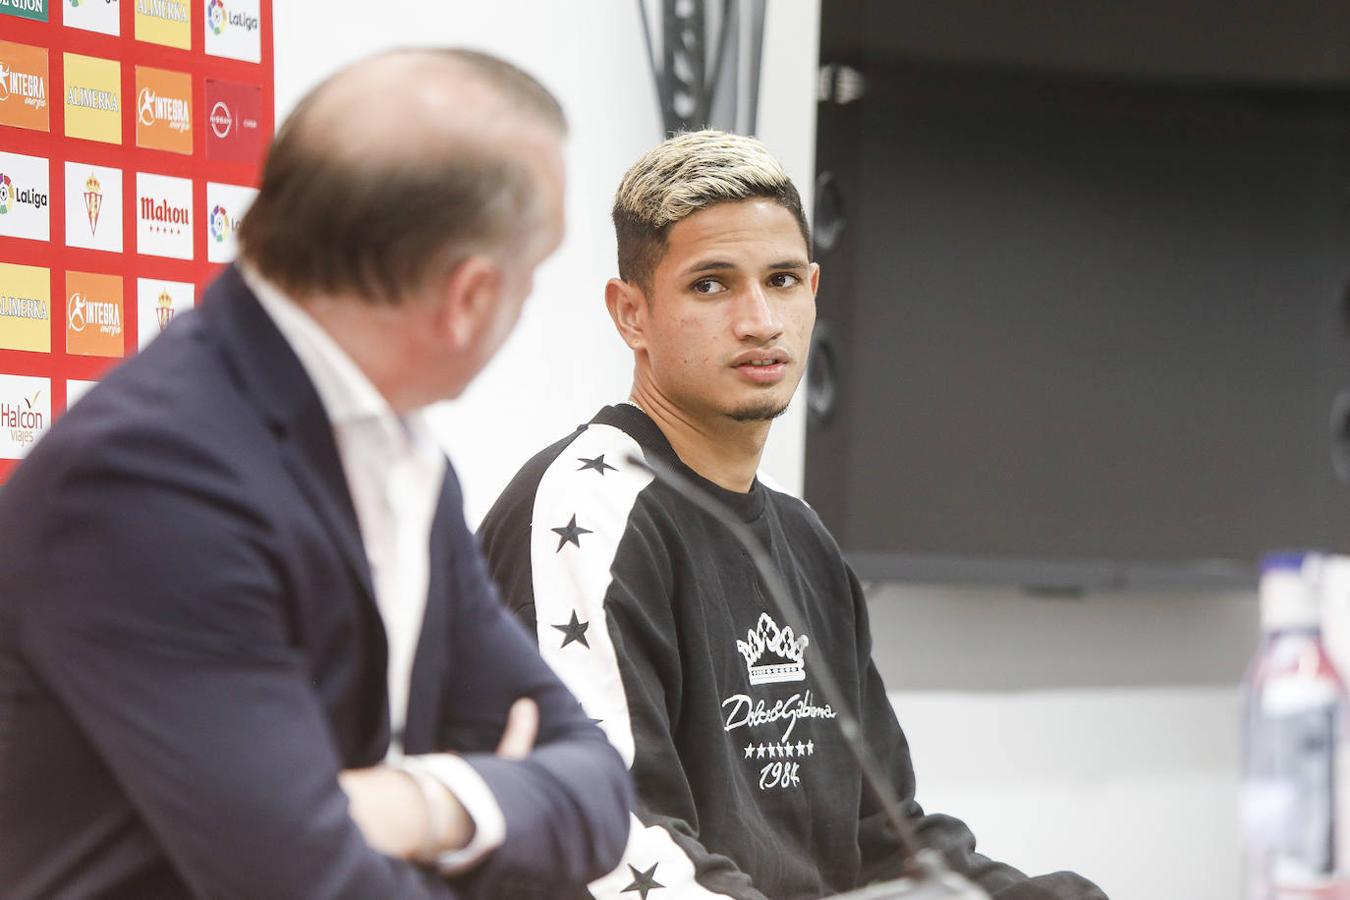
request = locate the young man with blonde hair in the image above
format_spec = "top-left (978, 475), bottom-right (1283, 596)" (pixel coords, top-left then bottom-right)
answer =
top-left (480, 131), bottom-right (1104, 899)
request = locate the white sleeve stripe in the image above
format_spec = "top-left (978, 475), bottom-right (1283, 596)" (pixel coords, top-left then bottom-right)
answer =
top-left (587, 814), bottom-right (734, 900)
top-left (530, 424), bottom-right (651, 767)
top-left (530, 427), bottom-right (732, 899)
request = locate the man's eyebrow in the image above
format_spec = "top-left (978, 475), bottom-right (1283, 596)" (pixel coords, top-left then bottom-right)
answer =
top-left (681, 258), bottom-right (811, 276)
top-left (682, 259), bottom-right (738, 276)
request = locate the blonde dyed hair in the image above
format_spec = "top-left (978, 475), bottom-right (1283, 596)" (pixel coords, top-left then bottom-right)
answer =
top-left (612, 130), bottom-right (810, 290)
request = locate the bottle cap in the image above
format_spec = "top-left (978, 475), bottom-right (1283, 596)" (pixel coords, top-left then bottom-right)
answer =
top-left (1260, 551), bottom-right (1321, 631)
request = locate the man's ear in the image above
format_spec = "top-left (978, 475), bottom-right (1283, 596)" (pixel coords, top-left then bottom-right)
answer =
top-left (808, 261), bottom-right (821, 297)
top-left (438, 255), bottom-right (501, 352)
top-left (605, 277), bottom-right (647, 350)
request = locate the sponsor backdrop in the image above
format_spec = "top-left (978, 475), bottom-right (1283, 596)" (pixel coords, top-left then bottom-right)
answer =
top-left (0, 0), bottom-right (272, 481)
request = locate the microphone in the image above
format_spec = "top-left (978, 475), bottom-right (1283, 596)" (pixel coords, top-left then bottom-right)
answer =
top-left (625, 452), bottom-right (987, 899)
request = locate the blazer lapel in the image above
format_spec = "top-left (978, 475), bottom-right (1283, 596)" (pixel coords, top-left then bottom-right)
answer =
top-left (401, 472), bottom-right (453, 754)
top-left (200, 265), bottom-right (379, 615)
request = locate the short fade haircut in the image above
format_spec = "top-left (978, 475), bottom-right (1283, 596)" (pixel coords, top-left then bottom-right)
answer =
top-left (612, 130), bottom-right (810, 292)
top-left (238, 48), bottom-right (566, 306)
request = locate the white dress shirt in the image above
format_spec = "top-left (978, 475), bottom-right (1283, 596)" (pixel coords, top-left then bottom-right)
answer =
top-left (243, 265), bottom-right (504, 872)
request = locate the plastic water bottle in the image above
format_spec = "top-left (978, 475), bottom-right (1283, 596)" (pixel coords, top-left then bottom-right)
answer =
top-left (1242, 552), bottom-right (1350, 899)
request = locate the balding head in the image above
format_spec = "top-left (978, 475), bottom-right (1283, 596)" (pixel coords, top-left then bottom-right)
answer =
top-left (239, 48), bottom-right (566, 306)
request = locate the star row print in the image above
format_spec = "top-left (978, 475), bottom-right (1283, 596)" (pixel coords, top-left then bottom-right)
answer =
top-left (547, 454), bottom-right (619, 648)
top-left (742, 740), bottom-right (816, 760)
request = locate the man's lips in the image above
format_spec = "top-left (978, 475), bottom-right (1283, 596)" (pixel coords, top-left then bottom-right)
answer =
top-left (731, 349), bottom-right (791, 383)
top-left (730, 349), bottom-right (790, 368)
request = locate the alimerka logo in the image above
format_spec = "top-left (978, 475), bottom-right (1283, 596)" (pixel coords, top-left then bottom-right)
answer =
top-left (135, 0), bottom-right (189, 49)
top-left (63, 52), bottom-right (121, 144)
top-left (0, 261), bottom-right (51, 353)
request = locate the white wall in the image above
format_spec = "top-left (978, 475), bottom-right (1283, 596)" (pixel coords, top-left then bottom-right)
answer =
top-left (274, 1), bottom-right (820, 524)
top-left (871, 583), bottom-right (1257, 900)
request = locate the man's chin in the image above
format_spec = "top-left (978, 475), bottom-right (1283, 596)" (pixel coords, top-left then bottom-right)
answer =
top-left (725, 398), bottom-right (790, 423)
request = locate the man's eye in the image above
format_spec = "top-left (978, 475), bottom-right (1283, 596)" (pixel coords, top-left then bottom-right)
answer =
top-left (769, 272), bottom-right (800, 288)
top-left (692, 279), bottom-right (726, 295)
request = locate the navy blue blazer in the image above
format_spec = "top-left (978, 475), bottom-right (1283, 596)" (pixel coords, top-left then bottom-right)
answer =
top-left (0, 266), bottom-right (630, 899)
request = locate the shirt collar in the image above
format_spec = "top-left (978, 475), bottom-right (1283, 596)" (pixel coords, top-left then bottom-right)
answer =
top-left (239, 263), bottom-right (442, 467)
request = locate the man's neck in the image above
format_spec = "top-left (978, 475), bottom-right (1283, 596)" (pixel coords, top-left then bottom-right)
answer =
top-left (299, 295), bottom-right (427, 415)
top-left (629, 386), bottom-right (770, 493)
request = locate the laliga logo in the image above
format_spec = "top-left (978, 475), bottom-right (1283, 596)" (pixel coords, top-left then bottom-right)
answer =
top-left (0, 174), bottom-right (10, 215)
top-left (208, 0), bottom-right (225, 34)
top-left (209, 100), bottom-right (232, 138)
top-left (67, 292), bottom-right (88, 333)
top-left (209, 204), bottom-right (230, 242)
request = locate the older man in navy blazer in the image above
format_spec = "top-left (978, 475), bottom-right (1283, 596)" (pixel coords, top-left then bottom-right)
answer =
top-left (0, 49), bottom-right (630, 899)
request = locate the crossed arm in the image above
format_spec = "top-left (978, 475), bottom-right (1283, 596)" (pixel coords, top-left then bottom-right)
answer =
top-left (20, 447), bottom-right (630, 899)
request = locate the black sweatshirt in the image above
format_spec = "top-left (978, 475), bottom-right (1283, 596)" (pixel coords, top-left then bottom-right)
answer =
top-left (480, 404), bottom-right (1105, 900)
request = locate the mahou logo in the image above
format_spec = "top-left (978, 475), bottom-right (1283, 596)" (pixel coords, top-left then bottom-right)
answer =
top-left (142, 195), bottom-right (189, 227)
top-left (136, 171), bottom-right (193, 259)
